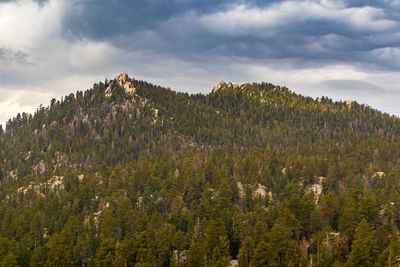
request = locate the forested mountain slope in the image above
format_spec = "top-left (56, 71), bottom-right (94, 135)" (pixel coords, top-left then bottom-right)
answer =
top-left (0, 73), bottom-right (399, 266)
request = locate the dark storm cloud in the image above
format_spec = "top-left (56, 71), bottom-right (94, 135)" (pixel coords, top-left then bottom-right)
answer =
top-left (58, 0), bottom-right (400, 72)
top-left (63, 0), bottom-right (234, 39)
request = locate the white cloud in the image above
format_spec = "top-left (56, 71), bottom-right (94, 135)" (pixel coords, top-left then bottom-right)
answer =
top-left (0, 0), bottom-right (65, 49)
top-left (200, 1), bottom-right (398, 36)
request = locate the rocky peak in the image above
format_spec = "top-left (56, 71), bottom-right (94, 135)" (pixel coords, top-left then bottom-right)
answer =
top-left (114, 73), bottom-right (129, 85)
top-left (105, 73), bottom-right (136, 97)
top-left (211, 81), bottom-right (246, 93)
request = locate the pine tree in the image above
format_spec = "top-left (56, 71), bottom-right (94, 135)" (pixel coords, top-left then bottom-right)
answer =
top-left (346, 219), bottom-right (378, 266)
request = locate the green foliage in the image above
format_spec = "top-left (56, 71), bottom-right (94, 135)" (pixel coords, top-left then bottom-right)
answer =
top-left (0, 75), bottom-right (399, 265)
top-left (1, 252), bottom-right (19, 267)
top-left (346, 219), bottom-right (378, 267)
top-left (94, 238), bottom-right (116, 267)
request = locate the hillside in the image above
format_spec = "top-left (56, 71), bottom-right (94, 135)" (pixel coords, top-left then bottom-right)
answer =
top-left (0, 73), bottom-right (400, 266)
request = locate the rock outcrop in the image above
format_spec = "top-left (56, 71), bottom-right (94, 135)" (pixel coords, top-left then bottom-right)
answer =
top-left (211, 81), bottom-right (246, 93)
top-left (17, 176), bottom-right (64, 197)
top-left (236, 182), bottom-right (273, 201)
top-left (105, 73), bottom-right (136, 97)
top-left (305, 176), bottom-right (325, 204)
top-left (345, 99), bottom-right (354, 106)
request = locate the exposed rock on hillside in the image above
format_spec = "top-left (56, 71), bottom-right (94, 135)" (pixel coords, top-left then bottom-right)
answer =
top-left (305, 176), bottom-right (325, 203)
top-left (211, 81), bottom-right (246, 93)
top-left (105, 73), bottom-right (136, 97)
top-left (17, 176), bottom-right (64, 197)
top-left (237, 182), bottom-right (273, 201)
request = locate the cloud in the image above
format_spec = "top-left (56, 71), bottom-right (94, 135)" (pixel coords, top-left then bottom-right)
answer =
top-left (322, 79), bottom-right (386, 94)
top-left (61, 0), bottom-right (236, 40)
top-left (200, 2), bottom-right (397, 34)
top-left (0, 0), bottom-right (64, 49)
top-left (0, 48), bottom-right (29, 64)
top-left (195, 1), bottom-right (400, 67)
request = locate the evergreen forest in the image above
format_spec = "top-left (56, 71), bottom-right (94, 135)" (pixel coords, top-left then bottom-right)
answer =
top-left (0, 73), bottom-right (400, 266)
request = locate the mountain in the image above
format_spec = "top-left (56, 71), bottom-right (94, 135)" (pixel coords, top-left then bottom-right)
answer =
top-left (0, 73), bottom-right (400, 266)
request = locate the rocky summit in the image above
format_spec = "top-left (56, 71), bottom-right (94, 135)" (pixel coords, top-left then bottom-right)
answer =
top-left (105, 73), bottom-right (136, 97)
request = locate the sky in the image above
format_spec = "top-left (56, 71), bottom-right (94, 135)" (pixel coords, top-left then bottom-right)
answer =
top-left (0, 0), bottom-right (400, 126)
